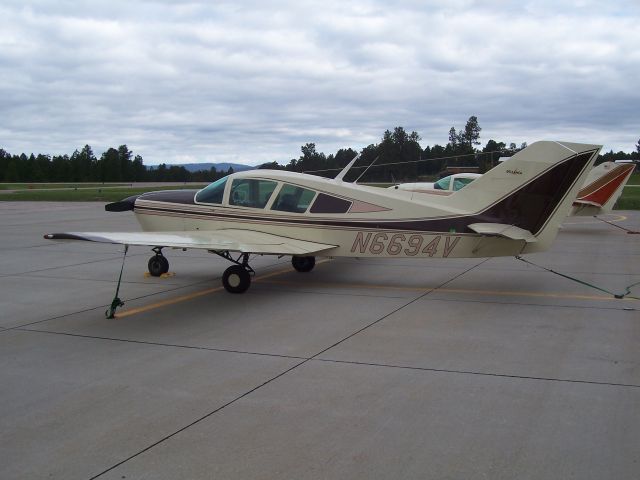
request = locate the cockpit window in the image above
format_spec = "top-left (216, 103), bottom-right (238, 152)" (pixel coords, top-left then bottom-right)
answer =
top-left (229, 179), bottom-right (278, 208)
top-left (271, 184), bottom-right (316, 213)
top-left (434, 176), bottom-right (451, 190)
top-left (195, 177), bottom-right (227, 204)
top-left (309, 193), bottom-right (352, 214)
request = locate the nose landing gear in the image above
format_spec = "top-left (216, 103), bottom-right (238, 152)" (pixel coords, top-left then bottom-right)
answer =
top-left (148, 247), bottom-right (170, 277)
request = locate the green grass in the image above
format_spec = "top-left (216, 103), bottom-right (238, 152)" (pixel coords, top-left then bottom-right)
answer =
top-left (615, 186), bottom-right (640, 210)
top-left (0, 183), bottom-right (129, 190)
top-left (626, 172), bottom-right (640, 185)
top-left (0, 185), bottom-right (205, 202)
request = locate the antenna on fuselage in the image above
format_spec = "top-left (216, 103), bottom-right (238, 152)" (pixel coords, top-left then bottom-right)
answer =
top-left (354, 155), bottom-right (380, 183)
top-left (334, 153), bottom-right (361, 182)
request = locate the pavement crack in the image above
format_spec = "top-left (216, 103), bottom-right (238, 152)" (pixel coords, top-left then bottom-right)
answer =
top-left (313, 358), bottom-right (640, 389)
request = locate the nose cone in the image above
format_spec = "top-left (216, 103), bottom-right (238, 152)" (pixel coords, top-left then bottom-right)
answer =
top-left (105, 194), bottom-right (140, 212)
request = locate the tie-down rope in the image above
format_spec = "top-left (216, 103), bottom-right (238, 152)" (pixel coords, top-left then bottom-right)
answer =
top-left (106, 245), bottom-right (129, 318)
top-left (515, 255), bottom-right (639, 301)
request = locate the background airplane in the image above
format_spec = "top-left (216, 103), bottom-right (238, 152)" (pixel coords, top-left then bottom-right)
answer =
top-left (45, 141), bottom-right (600, 293)
top-left (390, 161), bottom-right (635, 217)
top-left (570, 161), bottom-right (636, 216)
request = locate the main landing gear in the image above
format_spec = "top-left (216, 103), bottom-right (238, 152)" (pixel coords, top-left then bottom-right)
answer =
top-left (291, 256), bottom-right (315, 272)
top-left (212, 251), bottom-right (255, 294)
top-left (147, 249), bottom-right (317, 294)
top-left (148, 247), bottom-right (169, 277)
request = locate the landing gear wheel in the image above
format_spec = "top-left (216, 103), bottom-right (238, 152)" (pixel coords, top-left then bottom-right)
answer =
top-left (148, 255), bottom-right (169, 277)
top-left (222, 265), bottom-right (251, 293)
top-left (292, 256), bottom-right (315, 272)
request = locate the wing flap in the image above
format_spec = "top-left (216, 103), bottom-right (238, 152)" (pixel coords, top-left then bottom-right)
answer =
top-left (44, 229), bottom-right (337, 255)
top-left (468, 223), bottom-right (537, 243)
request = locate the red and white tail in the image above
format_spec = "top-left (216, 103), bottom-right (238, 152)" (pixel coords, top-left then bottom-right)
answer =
top-left (571, 162), bottom-right (636, 216)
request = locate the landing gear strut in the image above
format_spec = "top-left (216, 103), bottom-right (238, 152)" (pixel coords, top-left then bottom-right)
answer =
top-left (148, 247), bottom-right (169, 277)
top-left (212, 251), bottom-right (254, 294)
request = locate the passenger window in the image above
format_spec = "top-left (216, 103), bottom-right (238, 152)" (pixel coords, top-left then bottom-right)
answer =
top-left (195, 177), bottom-right (228, 204)
top-left (434, 176), bottom-right (451, 190)
top-left (453, 177), bottom-right (475, 191)
top-left (309, 193), bottom-right (352, 214)
top-left (229, 179), bottom-right (277, 208)
top-left (271, 184), bottom-right (316, 213)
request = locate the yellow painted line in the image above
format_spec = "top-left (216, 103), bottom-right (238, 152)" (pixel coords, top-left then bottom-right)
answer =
top-left (261, 279), bottom-right (638, 302)
top-left (116, 285), bottom-right (225, 318)
top-left (116, 259), bottom-right (332, 318)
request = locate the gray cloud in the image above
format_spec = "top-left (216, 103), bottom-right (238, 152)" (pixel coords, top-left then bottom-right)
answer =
top-left (1, 0), bottom-right (638, 165)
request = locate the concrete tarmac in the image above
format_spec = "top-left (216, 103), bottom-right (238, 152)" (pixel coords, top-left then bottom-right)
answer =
top-left (1, 202), bottom-right (639, 479)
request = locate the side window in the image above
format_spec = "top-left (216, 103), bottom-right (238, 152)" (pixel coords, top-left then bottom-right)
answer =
top-left (229, 179), bottom-right (277, 208)
top-left (309, 193), bottom-right (352, 214)
top-left (434, 176), bottom-right (451, 191)
top-left (271, 184), bottom-right (316, 213)
top-left (195, 177), bottom-right (227, 204)
top-left (453, 177), bottom-right (475, 191)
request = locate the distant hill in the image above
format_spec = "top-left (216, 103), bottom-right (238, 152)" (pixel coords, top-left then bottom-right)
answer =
top-left (147, 162), bottom-right (254, 173)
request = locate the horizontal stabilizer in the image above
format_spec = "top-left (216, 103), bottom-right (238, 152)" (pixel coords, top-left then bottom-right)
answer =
top-left (44, 229), bottom-right (337, 255)
top-left (573, 199), bottom-right (602, 207)
top-left (468, 223), bottom-right (537, 243)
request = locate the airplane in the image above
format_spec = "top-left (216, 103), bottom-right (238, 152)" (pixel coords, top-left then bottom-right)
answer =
top-left (389, 172), bottom-right (482, 195)
top-left (390, 161), bottom-right (635, 217)
top-left (570, 161), bottom-right (636, 216)
top-left (45, 141), bottom-right (601, 294)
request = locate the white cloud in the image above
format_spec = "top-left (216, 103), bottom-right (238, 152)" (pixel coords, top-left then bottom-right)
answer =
top-left (0, 0), bottom-right (638, 164)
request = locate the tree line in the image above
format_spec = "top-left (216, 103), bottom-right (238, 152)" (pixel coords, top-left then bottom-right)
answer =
top-left (2, 117), bottom-right (638, 183)
top-left (0, 145), bottom-right (233, 183)
top-left (260, 117), bottom-right (639, 182)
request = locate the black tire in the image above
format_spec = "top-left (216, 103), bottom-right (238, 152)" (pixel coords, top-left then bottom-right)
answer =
top-left (292, 256), bottom-right (315, 272)
top-left (222, 265), bottom-right (251, 293)
top-left (158, 255), bottom-right (169, 274)
top-left (148, 255), bottom-right (167, 277)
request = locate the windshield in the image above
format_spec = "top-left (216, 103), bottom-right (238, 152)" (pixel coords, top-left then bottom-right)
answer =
top-left (195, 177), bottom-right (227, 204)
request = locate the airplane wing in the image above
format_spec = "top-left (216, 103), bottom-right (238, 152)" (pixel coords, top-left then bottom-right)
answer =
top-left (44, 229), bottom-right (337, 256)
top-left (468, 223), bottom-right (537, 243)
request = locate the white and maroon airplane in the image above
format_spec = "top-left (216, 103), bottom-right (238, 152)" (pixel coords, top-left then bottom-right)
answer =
top-left (45, 141), bottom-right (600, 293)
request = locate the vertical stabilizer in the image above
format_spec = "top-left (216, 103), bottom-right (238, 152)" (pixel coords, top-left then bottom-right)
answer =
top-left (446, 141), bottom-right (600, 252)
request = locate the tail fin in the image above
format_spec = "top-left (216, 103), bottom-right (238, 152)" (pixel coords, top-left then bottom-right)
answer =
top-left (446, 141), bottom-right (600, 252)
top-left (571, 162), bottom-right (636, 215)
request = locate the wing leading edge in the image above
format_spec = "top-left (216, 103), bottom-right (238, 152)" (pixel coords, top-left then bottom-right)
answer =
top-left (44, 229), bottom-right (337, 256)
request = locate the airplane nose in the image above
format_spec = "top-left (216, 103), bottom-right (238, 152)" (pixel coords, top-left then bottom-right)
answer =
top-left (105, 194), bottom-right (140, 212)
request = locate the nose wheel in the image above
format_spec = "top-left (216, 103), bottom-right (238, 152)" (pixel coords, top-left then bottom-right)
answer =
top-left (148, 247), bottom-right (169, 277)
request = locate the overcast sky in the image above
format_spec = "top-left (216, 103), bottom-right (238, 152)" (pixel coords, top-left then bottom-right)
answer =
top-left (1, 1), bottom-right (639, 165)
